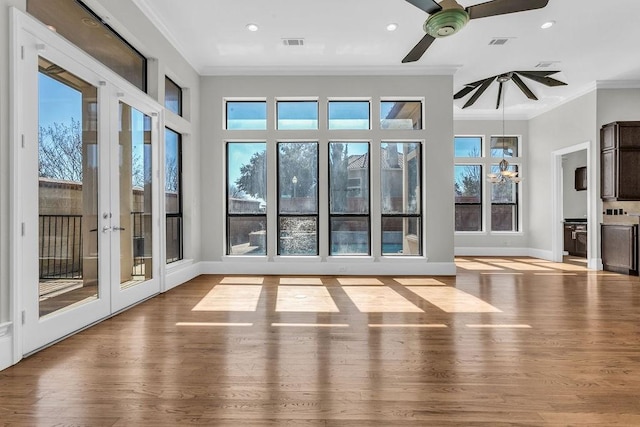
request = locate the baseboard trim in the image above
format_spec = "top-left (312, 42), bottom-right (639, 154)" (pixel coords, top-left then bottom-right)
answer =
top-left (0, 323), bottom-right (14, 371)
top-left (199, 261), bottom-right (456, 276)
top-left (165, 260), bottom-right (200, 291)
top-left (455, 247), bottom-right (531, 257)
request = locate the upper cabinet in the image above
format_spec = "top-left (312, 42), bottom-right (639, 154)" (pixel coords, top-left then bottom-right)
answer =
top-left (600, 121), bottom-right (640, 200)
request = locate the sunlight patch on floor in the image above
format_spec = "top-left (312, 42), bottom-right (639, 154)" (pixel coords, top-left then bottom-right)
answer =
top-left (337, 278), bottom-right (384, 286)
top-left (279, 277), bottom-right (324, 285)
top-left (489, 261), bottom-right (553, 271)
top-left (393, 278), bottom-right (446, 286)
top-left (342, 286), bottom-right (423, 312)
top-left (456, 261), bottom-right (505, 271)
top-left (276, 286), bottom-right (339, 312)
top-left (192, 285), bottom-right (262, 311)
top-left (408, 287), bottom-right (502, 313)
top-left (220, 276), bottom-right (265, 284)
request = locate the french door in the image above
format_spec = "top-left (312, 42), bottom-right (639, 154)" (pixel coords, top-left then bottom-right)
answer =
top-left (19, 31), bottom-right (161, 354)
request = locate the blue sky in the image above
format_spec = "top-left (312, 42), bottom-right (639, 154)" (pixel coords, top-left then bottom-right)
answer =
top-left (39, 73), bottom-right (81, 129)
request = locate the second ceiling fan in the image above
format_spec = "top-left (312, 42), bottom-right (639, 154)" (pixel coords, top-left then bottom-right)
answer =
top-left (402, 0), bottom-right (549, 63)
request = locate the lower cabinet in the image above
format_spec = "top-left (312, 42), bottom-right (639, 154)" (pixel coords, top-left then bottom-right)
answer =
top-left (564, 223), bottom-right (587, 257)
top-left (601, 224), bottom-right (638, 275)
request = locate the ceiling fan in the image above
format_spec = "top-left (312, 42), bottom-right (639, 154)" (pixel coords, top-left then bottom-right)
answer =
top-left (402, 0), bottom-right (549, 63)
top-left (454, 70), bottom-right (567, 108)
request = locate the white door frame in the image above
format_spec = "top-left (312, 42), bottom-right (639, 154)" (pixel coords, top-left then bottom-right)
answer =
top-left (551, 141), bottom-right (600, 269)
top-left (11, 9), bottom-right (164, 359)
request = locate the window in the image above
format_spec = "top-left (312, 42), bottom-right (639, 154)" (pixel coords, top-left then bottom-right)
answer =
top-left (454, 165), bottom-right (483, 231)
top-left (381, 142), bottom-right (422, 256)
top-left (454, 135), bottom-right (522, 233)
top-left (491, 136), bottom-right (518, 157)
top-left (328, 101), bottom-right (370, 130)
top-left (277, 142), bottom-right (318, 255)
top-left (165, 77), bottom-right (182, 116)
top-left (329, 142), bottom-right (370, 255)
top-left (455, 136), bottom-right (483, 232)
top-left (491, 164), bottom-right (519, 232)
top-left (28, 0), bottom-right (147, 91)
top-left (226, 142), bottom-right (267, 255)
top-left (226, 101), bottom-right (267, 130)
top-left (165, 128), bottom-right (182, 263)
top-left (380, 100), bottom-right (422, 129)
top-left (276, 100), bottom-right (318, 130)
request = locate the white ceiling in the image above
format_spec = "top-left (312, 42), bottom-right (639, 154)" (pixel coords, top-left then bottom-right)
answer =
top-left (133, 0), bottom-right (640, 119)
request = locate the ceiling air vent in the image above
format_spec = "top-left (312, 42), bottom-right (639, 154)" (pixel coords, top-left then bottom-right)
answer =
top-left (282, 38), bottom-right (305, 46)
top-left (488, 38), bottom-right (510, 46)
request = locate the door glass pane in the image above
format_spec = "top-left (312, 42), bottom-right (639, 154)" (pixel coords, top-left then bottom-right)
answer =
top-left (119, 102), bottom-right (153, 288)
top-left (38, 57), bottom-right (98, 317)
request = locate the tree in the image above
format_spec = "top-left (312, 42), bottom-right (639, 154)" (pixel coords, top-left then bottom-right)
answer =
top-left (236, 150), bottom-right (267, 200)
top-left (278, 143), bottom-right (317, 199)
top-left (39, 118), bottom-right (83, 182)
top-left (330, 143), bottom-right (349, 212)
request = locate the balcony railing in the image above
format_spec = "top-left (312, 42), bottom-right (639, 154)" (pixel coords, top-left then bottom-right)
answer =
top-left (39, 214), bottom-right (83, 279)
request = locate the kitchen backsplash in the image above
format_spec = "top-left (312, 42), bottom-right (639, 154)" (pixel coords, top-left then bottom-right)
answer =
top-left (602, 201), bottom-right (640, 224)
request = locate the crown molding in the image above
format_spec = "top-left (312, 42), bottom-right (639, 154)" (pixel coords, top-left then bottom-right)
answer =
top-left (199, 65), bottom-right (461, 77)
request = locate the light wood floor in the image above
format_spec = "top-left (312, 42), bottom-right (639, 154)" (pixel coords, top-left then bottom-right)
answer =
top-left (2, 257), bottom-right (640, 426)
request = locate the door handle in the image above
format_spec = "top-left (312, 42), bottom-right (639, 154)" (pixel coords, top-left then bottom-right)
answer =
top-left (102, 226), bottom-right (111, 233)
top-left (113, 226), bottom-right (126, 231)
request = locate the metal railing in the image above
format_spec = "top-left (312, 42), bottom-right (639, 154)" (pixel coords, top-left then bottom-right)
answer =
top-left (39, 214), bottom-right (83, 279)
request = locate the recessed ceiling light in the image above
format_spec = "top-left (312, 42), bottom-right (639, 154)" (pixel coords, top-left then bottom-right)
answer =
top-left (246, 23), bottom-right (259, 32)
top-left (541, 20), bottom-right (555, 29)
top-left (386, 23), bottom-right (398, 32)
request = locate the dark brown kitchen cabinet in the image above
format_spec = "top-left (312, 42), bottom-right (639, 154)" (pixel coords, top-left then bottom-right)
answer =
top-left (600, 121), bottom-right (640, 200)
top-left (564, 222), bottom-right (587, 257)
top-left (574, 166), bottom-right (587, 191)
top-left (601, 224), bottom-right (637, 275)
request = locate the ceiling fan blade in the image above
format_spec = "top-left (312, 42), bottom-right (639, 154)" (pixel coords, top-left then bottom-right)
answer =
top-left (511, 74), bottom-right (538, 100)
top-left (454, 86), bottom-right (477, 100)
top-left (402, 34), bottom-right (437, 63)
top-left (466, 0), bottom-right (549, 20)
top-left (405, 0), bottom-right (442, 14)
top-left (516, 71), bottom-right (567, 87)
top-left (496, 81), bottom-right (503, 109)
top-left (462, 76), bottom-right (496, 109)
top-left (454, 77), bottom-right (490, 99)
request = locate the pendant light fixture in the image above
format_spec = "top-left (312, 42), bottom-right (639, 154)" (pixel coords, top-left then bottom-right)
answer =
top-left (488, 73), bottom-right (521, 184)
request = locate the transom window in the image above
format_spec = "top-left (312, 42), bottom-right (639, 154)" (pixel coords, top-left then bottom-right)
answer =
top-left (328, 100), bottom-right (370, 130)
top-left (165, 77), bottom-right (182, 116)
top-left (226, 101), bottom-right (267, 130)
top-left (380, 100), bottom-right (423, 130)
top-left (276, 100), bottom-right (318, 130)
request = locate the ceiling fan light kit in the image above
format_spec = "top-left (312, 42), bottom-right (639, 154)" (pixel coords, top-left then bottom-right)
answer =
top-left (403, 0), bottom-right (550, 63)
top-left (424, 8), bottom-right (469, 37)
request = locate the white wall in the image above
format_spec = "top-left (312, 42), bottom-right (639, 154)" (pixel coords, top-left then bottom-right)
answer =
top-left (529, 91), bottom-right (598, 260)
top-left (597, 88), bottom-right (640, 129)
top-left (454, 119), bottom-right (529, 253)
top-left (562, 150), bottom-right (588, 220)
top-left (200, 75), bottom-right (455, 275)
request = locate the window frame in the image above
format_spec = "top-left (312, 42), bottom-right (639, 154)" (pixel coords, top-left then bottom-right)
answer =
top-left (379, 98), bottom-right (424, 130)
top-left (380, 141), bottom-right (423, 256)
top-left (164, 76), bottom-right (182, 116)
top-left (225, 141), bottom-right (268, 256)
top-left (276, 141), bottom-right (320, 256)
top-left (224, 99), bottom-right (268, 130)
top-left (165, 127), bottom-right (183, 264)
top-left (328, 141), bottom-right (371, 256)
top-left (275, 98), bottom-right (319, 130)
top-left (327, 99), bottom-right (371, 130)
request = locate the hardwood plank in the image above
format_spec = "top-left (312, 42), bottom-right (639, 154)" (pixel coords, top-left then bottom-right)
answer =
top-left (2, 257), bottom-right (640, 424)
